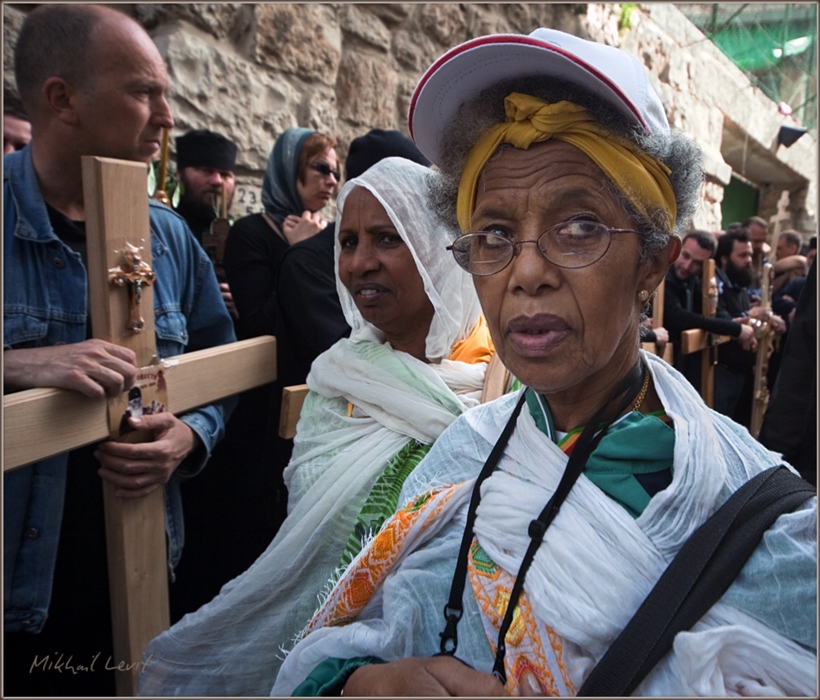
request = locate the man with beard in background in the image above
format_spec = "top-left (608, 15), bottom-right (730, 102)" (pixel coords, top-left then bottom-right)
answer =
top-left (663, 230), bottom-right (756, 388)
top-left (175, 129), bottom-right (239, 319)
top-left (714, 226), bottom-right (785, 426)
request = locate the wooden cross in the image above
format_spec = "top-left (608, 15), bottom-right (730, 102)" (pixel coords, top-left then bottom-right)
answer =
top-left (751, 263), bottom-right (776, 438)
top-left (3, 156), bottom-right (277, 695)
top-left (199, 181), bottom-right (231, 280)
top-left (769, 189), bottom-right (791, 240)
top-left (679, 259), bottom-right (731, 407)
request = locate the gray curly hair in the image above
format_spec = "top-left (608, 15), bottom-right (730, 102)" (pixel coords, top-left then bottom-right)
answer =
top-left (426, 75), bottom-right (704, 262)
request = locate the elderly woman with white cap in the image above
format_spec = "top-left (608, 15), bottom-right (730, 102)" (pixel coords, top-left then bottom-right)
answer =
top-left (272, 28), bottom-right (816, 697)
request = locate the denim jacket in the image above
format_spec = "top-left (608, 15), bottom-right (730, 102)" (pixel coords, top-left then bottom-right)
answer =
top-left (3, 146), bottom-right (237, 633)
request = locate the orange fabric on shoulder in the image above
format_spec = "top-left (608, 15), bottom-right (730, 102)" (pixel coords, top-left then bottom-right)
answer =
top-left (448, 316), bottom-right (495, 365)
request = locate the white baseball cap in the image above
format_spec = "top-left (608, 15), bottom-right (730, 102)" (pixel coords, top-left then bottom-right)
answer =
top-left (409, 27), bottom-right (669, 165)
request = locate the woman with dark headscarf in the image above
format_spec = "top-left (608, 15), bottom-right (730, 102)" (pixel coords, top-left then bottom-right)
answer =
top-left (223, 127), bottom-right (339, 340)
top-left (180, 129), bottom-right (339, 595)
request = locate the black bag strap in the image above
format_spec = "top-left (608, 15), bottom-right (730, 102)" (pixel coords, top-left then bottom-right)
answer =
top-left (579, 465), bottom-right (815, 697)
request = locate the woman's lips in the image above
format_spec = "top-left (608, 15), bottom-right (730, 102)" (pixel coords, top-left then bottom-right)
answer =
top-left (507, 314), bottom-right (570, 354)
top-left (353, 283), bottom-right (389, 304)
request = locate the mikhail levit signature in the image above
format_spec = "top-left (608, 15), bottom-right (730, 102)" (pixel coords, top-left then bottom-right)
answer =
top-left (29, 652), bottom-right (153, 674)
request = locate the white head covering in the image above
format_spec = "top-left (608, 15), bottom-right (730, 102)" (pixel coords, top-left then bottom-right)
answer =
top-left (137, 156), bottom-right (489, 699)
top-left (334, 156), bottom-right (481, 361)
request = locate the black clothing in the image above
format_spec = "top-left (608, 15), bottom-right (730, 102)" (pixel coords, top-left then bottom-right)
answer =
top-left (176, 130), bottom-right (237, 172)
top-left (345, 129), bottom-right (431, 180)
top-left (275, 224), bottom-right (350, 388)
top-left (772, 276), bottom-right (806, 323)
top-left (664, 269), bottom-right (740, 344)
top-left (223, 212), bottom-right (289, 340)
top-left (714, 267), bottom-right (755, 426)
top-left (171, 212), bottom-right (290, 621)
top-left (175, 199), bottom-right (211, 246)
top-left (715, 267), bottom-right (753, 374)
top-left (662, 268), bottom-right (739, 385)
top-left (760, 260), bottom-right (816, 484)
top-left (175, 200), bottom-right (227, 282)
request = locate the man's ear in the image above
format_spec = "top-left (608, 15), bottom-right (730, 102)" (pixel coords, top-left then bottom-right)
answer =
top-left (641, 234), bottom-right (680, 295)
top-left (41, 77), bottom-right (80, 126)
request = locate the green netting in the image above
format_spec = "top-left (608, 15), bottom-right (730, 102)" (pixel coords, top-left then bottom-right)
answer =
top-left (678, 3), bottom-right (816, 130)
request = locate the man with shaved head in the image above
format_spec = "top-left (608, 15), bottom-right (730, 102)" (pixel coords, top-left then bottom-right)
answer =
top-left (4, 5), bottom-right (236, 694)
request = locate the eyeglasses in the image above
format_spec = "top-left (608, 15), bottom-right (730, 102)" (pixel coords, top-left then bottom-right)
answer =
top-left (309, 162), bottom-right (340, 181)
top-left (447, 221), bottom-right (639, 276)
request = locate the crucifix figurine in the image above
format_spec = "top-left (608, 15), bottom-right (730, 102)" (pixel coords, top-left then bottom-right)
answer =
top-left (108, 242), bottom-right (156, 333)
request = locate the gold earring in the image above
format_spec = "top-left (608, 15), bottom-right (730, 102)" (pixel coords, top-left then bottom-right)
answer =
top-left (638, 290), bottom-right (650, 303)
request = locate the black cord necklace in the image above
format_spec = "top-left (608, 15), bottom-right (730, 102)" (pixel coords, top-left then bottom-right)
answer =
top-left (438, 359), bottom-right (646, 685)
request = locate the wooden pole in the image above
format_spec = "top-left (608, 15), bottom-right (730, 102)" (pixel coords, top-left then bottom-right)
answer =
top-left (83, 156), bottom-right (168, 695)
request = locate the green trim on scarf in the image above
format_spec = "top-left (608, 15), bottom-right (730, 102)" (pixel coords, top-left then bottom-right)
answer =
top-left (525, 388), bottom-right (675, 518)
top-left (337, 440), bottom-right (431, 570)
top-left (354, 342), bottom-right (467, 416)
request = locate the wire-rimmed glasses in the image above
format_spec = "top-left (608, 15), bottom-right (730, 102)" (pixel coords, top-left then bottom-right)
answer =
top-left (447, 221), bottom-right (639, 276)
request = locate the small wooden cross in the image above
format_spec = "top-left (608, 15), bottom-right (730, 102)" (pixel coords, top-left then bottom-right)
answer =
top-left (751, 263), bottom-right (776, 437)
top-left (4, 156), bottom-right (277, 695)
top-left (200, 181), bottom-right (231, 280)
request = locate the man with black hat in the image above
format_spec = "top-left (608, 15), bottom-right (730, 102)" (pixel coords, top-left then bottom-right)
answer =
top-left (175, 128), bottom-right (239, 318)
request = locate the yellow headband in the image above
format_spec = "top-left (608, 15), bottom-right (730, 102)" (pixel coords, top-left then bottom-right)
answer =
top-left (456, 93), bottom-right (677, 233)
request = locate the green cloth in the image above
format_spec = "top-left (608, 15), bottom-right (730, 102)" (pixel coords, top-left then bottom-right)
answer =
top-left (525, 388), bottom-right (675, 517)
top-left (338, 440), bottom-right (431, 571)
top-left (291, 656), bottom-right (385, 696)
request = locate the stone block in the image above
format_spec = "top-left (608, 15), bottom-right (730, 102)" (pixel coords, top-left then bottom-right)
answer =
top-left (162, 31), bottom-right (299, 172)
top-left (463, 5), bottom-right (513, 38)
top-left (254, 4), bottom-right (341, 86)
top-left (392, 30), bottom-right (421, 71)
top-left (341, 4), bottom-right (391, 52)
top-left (362, 4), bottom-right (411, 27)
top-left (337, 53), bottom-right (397, 127)
top-left (3, 5), bottom-right (26, 105)
top-left (301, 87), bottom-right (339, 140)
top-left (504, 4), bottom-right (533, 34)
top-left (131, 3), bottom-right (245, 41)
top-left (419, 3), bottom-right (467, 47)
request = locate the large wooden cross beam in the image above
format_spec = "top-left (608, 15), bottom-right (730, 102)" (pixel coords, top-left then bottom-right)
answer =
top-left (3, 157), bottom-right (276, 695)
top-left (751, 263), bottom-right (776, 438)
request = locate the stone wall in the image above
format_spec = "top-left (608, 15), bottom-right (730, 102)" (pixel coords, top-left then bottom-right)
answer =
top-left (3, 3), bottom-right (816, 235)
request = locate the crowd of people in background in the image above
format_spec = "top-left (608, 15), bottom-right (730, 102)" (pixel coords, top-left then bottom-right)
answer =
top-left (3, 4), bottom-right (816, 698)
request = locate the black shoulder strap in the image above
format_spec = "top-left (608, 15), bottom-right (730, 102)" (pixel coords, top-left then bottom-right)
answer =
top-left (579, 466), bottom-right (815, 697)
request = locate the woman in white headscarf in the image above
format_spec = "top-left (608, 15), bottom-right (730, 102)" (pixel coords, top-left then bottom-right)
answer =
top-left (137, 157), bottom-right (510, 697)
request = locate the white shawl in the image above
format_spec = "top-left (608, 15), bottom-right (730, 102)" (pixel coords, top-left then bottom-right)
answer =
top-left (137, 158), bottom-right (487, 697)
top-left (274, 352), bottom-right (816, 696)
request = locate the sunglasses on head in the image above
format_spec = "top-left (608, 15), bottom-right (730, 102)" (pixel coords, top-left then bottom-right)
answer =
top-left (309, 162), bottom-right (341, 180)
